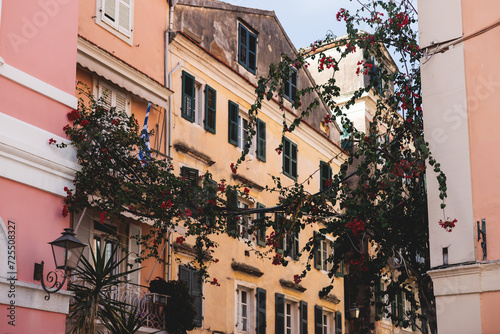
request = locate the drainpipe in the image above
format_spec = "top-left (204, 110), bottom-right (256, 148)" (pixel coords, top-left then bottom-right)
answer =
top-left (165, 0), bottom-right (179, 282)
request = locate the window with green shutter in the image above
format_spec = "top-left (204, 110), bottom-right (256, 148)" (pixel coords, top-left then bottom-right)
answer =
top-left (238, 23), bottom-right (257, 74)
top-left (204, 85), bottom-right (216, 133)
top-left (334, 311), bottom-right (342, 334)
top-left (226, 188), bottom-right (238, 236)
top-left (320, 161), bottom-right (332, 191)
top-left (228, 101), bottom-right (239, 146)
top-left (256, 288), bottom-right (267, 334)
top-left (314, 305), bottom-right (322, 334)
top-left (179, 265), bottom-right (203, 327)
top-left (284, 67), bottom-right (297, 102)
top-left (300, 301), bottom-right (307, 334)
top-left (257, 118), bottom-right (266, 162)
top-left (182, 71), bottom-right (195, 122)
top-left (255, 203), bottom-right (266, 247)
top-left (283, 137), bottom-right (298, 180)
top-left (181, 166), bottom-right (198, 187)
top-left (275, 293), bottom-right (285, 334)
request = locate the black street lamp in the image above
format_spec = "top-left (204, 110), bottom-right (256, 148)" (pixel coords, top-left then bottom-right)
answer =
top-left (34, 228), bottom-right (87, 300)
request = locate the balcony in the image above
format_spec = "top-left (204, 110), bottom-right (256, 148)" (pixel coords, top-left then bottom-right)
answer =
top-left (107, 283), bottom-right (168, 331)
top-left (68, 281), bottom-right (168, 333)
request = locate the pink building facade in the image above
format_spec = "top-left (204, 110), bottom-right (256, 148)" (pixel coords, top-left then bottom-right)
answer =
top-left (420, 0), bottom-right (500, 333)
top-left (0, 0), bottom-right (80, 333)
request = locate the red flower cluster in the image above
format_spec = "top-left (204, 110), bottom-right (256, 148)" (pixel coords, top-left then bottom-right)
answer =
top-left (111, 118), bottom-right (120, 125)
top-left (62, 205), bottom-right (69, 217)
top-left (272, 253), bottom-right (283, 265)
top-left (318, 55), bottom-right (337, 71)
top-left (275, 147), bottom-right (282, 155)
top-left (80, 119), bottom-right (90, 126)
top-left (336, 8), bottom-right (348, 22)
top-left (48, 138), bottom-right (57, 145)
top-left (210, 278), bottom-right (220, 286)
top-left (184, 208), bottom-right (192, 217)
top-left (350, 253), bottom-right (365, 266)
top-left (67, 110), bottom-right (81, 121)
top-left (175, 236), bottom-right (185, 244)
top-left (160, 200), bottom-right (172, 209)
top-left (323, 114), bottom-right (332, 124)
top-left (218, 182), bottom-right (226, 192)
top-left (438, 218), bottom-right (457, 232)
top-left (346, 219), bottom-right (365, 237)
top-left (293, 274), bottom-right (302, 285)
top-left (99, 211), bottom-right (108, 224)
top-left (230, 163), bottom-right (237, 174)
top-left (207, 199), bottom-right (215, 205)
top-left (243, 187), bottom-right (250, 195)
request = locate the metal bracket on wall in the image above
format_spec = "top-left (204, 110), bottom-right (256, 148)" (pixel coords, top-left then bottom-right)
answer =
top-left (477, 218), bottom-right (487, 260)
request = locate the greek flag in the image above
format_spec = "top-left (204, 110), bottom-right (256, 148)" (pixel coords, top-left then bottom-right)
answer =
top-left (139, 102), bottom-right (151, 161)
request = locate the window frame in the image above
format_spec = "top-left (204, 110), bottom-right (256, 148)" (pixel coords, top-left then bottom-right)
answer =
top-left (96, 80), bottom-right (131, 115)
top-left (179, 265), bottom-right (203, 327)
top-left (238, 23), bottom-right (257, 74)
top-left (320, 161), bottom-right (332, 192)
top-left (180, 166), bottom-right (199, 187)
top-left (96, 0), bottom-right (134, 44)
top-left (204, 85), bottom-right (217, 134)
top-left (284, 67), bottom-right (297, 102)
top-left (256, 118), bottom-right (266, 162)
top-left (282, 137), bottom-right (298, 180)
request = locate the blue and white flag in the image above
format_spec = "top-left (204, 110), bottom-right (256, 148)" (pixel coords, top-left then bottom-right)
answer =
top-left (139, 102), bottom-right (151, 161)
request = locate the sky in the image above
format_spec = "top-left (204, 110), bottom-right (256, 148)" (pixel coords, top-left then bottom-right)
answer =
top-left (221, 0), bottom-right (365, 49)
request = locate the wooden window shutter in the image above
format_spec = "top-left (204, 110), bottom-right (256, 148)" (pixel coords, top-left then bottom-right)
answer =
top-left (275, 214), bottom-right (284, 254)
top-left (248, 31), bottom-right (257, 73)
top-left (335, 311), bottom-right (342, 334)
top-left (204, 85), bottom-right (216, 134)
top-left (257, 119), bottom-right (266, 162)
top-left (320, 161), bottom-right (332, 192)
top-left (226, 188), bottom-right (238, 236)
top-left (275, 293), bottom-right (285, 334)
top-left (117, 0), bottom-right (132, 36)
top-left (238, 24), bottom-right (247, 66)
top-left (293, 228), bottom-right (300, 260)
top-left (191, 269), bottom-right (203, 326)
top-left (102, 0), bottom-right (116, 23)
top-left (228, 101), bottom-right (239, 146)
top-left (300, 301), bottom-right (308, 334)
top-left (182, 71), bottom-right (195, 122)
top-left (256, 288), bottom-right (267, 334)
top-left (314, 305), bottom-right (322, 334)
top-left (256, 203), bottom-right (266, 247)
top-left (335, 260), bottom-right (344, 278)
top-left (313, 232), bottom-right (325, 270)
top-left (181, 166), bottom-right (199, 187)
top-left (291, 141), bottom-right (298, 178)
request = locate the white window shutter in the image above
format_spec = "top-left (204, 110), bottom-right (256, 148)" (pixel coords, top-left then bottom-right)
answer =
top-left (118, 0), bottom-right (132, 36)
top-left (98, 84), bottom-right (113, 110)
top-left (115, 90), bottom-right (128, 114)
top-left (102, 0), bottom-right (116, 24)
top-left (128, 223), bottom-right (142, 286)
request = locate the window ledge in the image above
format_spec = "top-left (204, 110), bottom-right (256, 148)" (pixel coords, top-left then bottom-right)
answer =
top-left (173, 242), bottom-right (211, 261)
top-left (279, 279), bottom-right (306, 293)
top-left (320, 293), bottom-right (341, 305)
top-left (174, 142), bottom-right (216, 166)
top-left (231, 262), bottom-right (264, 277)
top-left (231, 174), bottom-right (264, 191)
